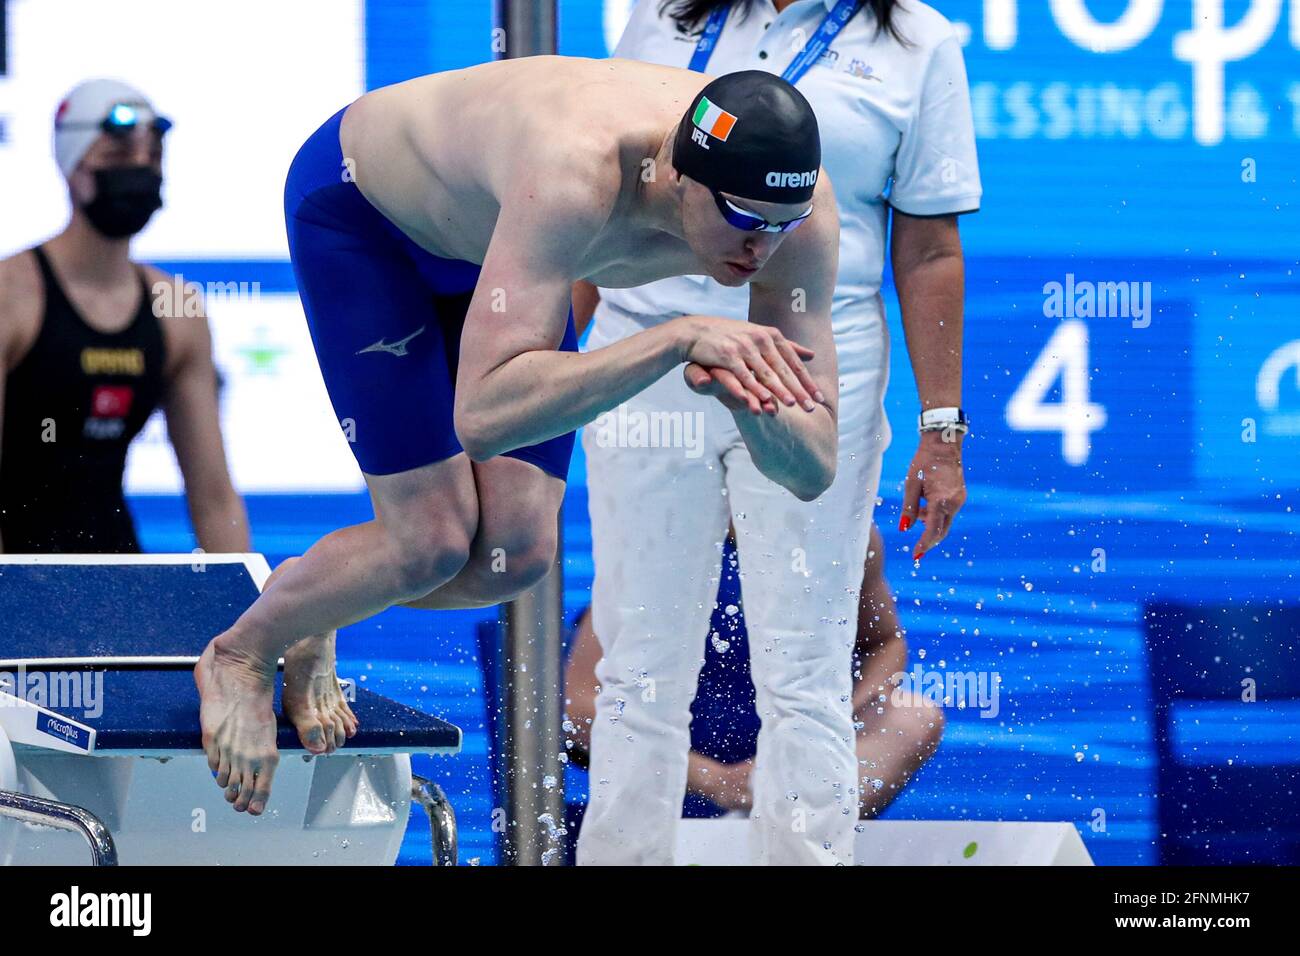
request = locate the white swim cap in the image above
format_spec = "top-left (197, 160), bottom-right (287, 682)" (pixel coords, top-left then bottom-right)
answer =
top-left (53, 78), bottom-right (168, 179)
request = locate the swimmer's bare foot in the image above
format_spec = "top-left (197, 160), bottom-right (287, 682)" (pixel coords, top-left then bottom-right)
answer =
top-left (282, 630), bottom-right (359, 755)
top-left (194, 637), bottom-right (280, 815)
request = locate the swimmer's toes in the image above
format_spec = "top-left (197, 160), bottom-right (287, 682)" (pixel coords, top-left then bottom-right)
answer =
top-left (343, 699), bottom-right (360, 736)
top-left (231, 771), bottom-right (251, 812)
top-left (330, 697), bottom-right (357, 740)
top-left (240, 770), bottom-right (261, 813)
top-left (249, 754), bottom-right (279, 814)
top-left (319, 717), bottom-right (340, 754)
top-left (215, 753), bottom-right (232, 789)
top-left (281, 684), bottom-right (326, 752)
top-left (292, 713), bottom-right (330, 754)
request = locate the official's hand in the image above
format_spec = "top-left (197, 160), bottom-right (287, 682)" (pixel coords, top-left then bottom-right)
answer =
top-left (898, 431), bottom-right (967, 561)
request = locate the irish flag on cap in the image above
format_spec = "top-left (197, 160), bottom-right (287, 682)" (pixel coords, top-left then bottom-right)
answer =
top-left (692, 96), bottom-right (737, 141)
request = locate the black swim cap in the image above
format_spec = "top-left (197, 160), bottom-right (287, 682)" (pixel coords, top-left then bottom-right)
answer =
top-left (672, 71), bottom-right (821, 205)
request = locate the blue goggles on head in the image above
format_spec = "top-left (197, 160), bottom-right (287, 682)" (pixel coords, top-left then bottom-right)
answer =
top-left (712, 190), bottom-right (813, 233)
top-left (60, 103), bottom-right (173, 138)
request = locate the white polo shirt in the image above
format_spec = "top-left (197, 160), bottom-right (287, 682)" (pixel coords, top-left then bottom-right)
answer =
top-left (600, 0), bottom-right (982, 334)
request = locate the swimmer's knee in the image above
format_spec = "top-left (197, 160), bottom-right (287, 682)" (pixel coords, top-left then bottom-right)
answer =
top-left (463, 527), bottom-right (558, 603)
top-left (381, 482), bottom-right (478, 598)
top-left (390, 528), bottom-right (473, 599)
top-left (500, 529), bottom-right (558, 593)
top-left (262, 556), bottom-right (302, 591)
top-left (488, 538), bottom-right (548, 598)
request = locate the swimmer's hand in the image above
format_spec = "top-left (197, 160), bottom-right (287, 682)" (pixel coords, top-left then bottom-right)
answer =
top-left (685, 363), bottom-right (779, 415)
top-left (674, 315), bottom-right (822, 416)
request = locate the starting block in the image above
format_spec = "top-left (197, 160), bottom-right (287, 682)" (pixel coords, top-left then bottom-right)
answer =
top-left (0, 554), bottom-right (462, 866)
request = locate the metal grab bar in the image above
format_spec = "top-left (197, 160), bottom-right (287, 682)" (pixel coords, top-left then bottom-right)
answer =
top-left (0, 789), bottom-right (118, 866)
top-left (410, 775), bottom-right (457, 867)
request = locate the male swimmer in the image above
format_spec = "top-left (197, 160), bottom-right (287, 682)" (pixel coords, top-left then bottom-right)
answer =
top-left (197, 57), bottom-right (844, 814)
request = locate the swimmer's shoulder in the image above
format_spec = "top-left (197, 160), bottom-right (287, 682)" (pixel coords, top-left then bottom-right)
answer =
top-left (496, 132), bottom-right (624, 257)
top-left (509, 56), bottom-right (696, 196)
top-left (0, 249), bottom-right (45, 369)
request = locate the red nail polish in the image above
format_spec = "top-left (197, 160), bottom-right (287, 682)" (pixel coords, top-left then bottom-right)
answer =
top-left (912, 549), bottom-right (923, 562)
top-left (899, 515), bottom-right (912, 532)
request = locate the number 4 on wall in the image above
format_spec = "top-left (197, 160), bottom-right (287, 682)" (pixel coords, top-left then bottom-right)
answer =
top-left (1005, 320), bottom-right (1107, 465)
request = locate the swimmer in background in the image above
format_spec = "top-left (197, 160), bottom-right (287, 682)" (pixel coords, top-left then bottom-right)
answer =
top-left (0, 80), bottom-right (249, 557)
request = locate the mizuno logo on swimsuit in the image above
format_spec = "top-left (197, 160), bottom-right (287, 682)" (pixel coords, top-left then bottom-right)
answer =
top-left (357, 326), bottom-right (426, 357)
top-left (765, 170), bottom-right (818, 188)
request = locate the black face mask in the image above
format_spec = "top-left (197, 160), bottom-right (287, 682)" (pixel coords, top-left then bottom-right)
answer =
top-left (82, 166), bottom-right (163, 238)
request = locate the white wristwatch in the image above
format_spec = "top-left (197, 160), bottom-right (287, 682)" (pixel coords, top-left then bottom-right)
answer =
top-left (918, 407), bottom-right (969, 435)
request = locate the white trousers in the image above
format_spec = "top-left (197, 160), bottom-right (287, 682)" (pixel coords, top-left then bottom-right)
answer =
top-left (576, 301), bottom-right (891, 865)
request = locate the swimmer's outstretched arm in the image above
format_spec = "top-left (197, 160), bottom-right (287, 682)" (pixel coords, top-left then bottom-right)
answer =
top-left (454, 179), bottom-right (823, 473)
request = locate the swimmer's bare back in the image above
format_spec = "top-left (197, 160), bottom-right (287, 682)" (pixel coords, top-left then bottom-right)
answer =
top-left (339, 56), bottom-right (714, 287)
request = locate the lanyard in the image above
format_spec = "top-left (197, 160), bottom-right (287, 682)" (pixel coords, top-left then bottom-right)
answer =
top-left (687, 0), bottom-right (866, 83)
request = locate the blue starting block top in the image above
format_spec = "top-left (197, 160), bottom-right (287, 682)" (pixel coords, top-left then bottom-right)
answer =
top-left (0, 555), bottom-right (462, 756)
top-left (7, 668), bottom-right (462, 755)
top-left (0, 559), bottom-right (261, 665)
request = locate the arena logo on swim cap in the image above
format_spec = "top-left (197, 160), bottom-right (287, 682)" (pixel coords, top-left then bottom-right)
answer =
top-left (691, 96), bottom-right (737, 143)
top-left (765, 170), bottom-right (819, 189)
